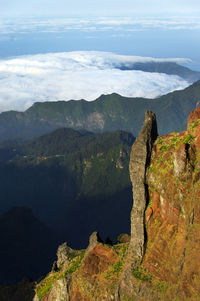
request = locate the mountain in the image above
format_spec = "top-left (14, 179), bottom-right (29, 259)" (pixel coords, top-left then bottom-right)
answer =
top-left (31, 107), bottom-right (200, 301)
top-left (0, 207), bottom-right (63, 285)
top-left (1, 80), bottom-right (200, 142)
top-left (0, 129), bottom-right (134, 252)
top-left (120, 61), bottom-right (200, 83)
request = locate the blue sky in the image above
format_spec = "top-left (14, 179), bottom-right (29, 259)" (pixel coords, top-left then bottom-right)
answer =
top-left (0, 0), bottom-right (200, 17)
top-left (0, 0), bottom-right (200, 112)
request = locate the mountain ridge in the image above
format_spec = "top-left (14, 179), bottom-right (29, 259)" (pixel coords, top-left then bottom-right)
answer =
top-left (119, 61), bottom-right (200, 82)
top-left (1, 80), bottom-right (200, 142)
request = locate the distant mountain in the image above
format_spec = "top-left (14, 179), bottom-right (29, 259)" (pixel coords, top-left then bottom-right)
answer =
top-left (1, 80), bottom-right (200, 142)
top-left (119, 61), bottom-right (200, 83)
top-left (0, 129), bottom-right (134, 252)
top-left (0, 207), bottom-right (63, 285)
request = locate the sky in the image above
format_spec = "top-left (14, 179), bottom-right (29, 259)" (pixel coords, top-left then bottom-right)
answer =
top-left (0, 1), bottom-right (200, 112)
top-left (0, 0), bottom-right (200, 17)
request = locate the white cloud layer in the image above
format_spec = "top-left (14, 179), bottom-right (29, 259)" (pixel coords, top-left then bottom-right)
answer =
top-left (1, 17), bottom-right (200, 34)
top-left (0, 51), bottom-right (189, 112)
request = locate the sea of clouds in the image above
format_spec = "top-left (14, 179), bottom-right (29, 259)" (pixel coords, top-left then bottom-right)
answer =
top-left (1, 16), bottom-right (200, 34)
top-left (0, 51), bottom-right (190, 112)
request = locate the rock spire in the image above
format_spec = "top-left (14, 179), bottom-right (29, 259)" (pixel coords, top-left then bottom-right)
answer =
top-left (129, 110), bottom-right (158, 265)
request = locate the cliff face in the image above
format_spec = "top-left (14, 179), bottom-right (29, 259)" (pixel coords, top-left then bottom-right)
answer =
top-left (33, 108), bottom-right (200, 301)
top-left (143, 107), bottom-right (200, 300)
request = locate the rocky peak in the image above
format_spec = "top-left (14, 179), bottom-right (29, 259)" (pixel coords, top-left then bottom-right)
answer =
top-left (56, 243), bottom-right (74, 269)
top-left (84, 231), bottom-right (98, 258)
top-left (129, 110), bottom-right (158, 265)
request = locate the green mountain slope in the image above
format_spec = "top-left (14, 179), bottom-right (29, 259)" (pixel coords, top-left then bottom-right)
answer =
top-left (0, 129), bottom-right (134, 252)
top-left (0, 80), bottom-right (200, 141)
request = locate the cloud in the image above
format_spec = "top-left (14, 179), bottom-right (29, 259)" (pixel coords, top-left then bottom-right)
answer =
top-left (0, 17), bottom-right (200, 34)
top-left (0, 51), bottom-right (190, 112)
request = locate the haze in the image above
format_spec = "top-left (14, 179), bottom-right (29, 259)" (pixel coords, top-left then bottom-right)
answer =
top-left (0, 0), bottom-right (200, 17)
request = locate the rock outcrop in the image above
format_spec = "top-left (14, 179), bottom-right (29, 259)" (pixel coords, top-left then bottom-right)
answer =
top-left (129, 110), bottom-right (158, 265)
top-left (56, 243), bottom-right (74, 269)
top-left (143, 107), bottom-right (200, 300)
top-left (84, 231), bottom-right (98, 258)
top-left (45, 278), bottom-right (70, 301)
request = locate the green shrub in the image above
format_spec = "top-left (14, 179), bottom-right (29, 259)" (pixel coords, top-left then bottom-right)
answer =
top-left (132, 266), bottom-right (152, 282)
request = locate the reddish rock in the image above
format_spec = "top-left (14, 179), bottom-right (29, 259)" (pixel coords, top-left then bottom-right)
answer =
top-left (71, 291), bottom-right (88, 301)
top-left (187, 107), bottom-right (200, 130)
top-left (81, 244), bottom-right (117, 277)
top-left (117, 233), bottom-right (130, 243)
top-left (173, 143), bottom-right (187, 176)
top-left (146, 207), bottom-right (153, 223)
top-left (42, 295), bottom-right (49, 301)
top-left (151, 191), bottom-right (160, 213)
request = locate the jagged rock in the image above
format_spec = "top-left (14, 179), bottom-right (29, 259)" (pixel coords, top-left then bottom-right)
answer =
top-left (51, 261), bottom-right (58, 272)
top-left (57, 243), bottom-right (73, 269)
top-left (84, 231), bottom-right (98, 257)
top-left (33, 295), bottom-right (40, 301)
top-left (129, 110), bottom-right (158, 265)
top-left (116, 233), bottom-right (130, 244)
top-left (89, 231), bottom-right (98, 248)
top-left (45, 278), bottom-right (70, 301)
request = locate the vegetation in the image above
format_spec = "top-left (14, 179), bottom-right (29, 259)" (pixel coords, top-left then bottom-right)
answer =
top-left (132, 266), bottom-right (152, 282)
top-left (1, 80), bottom-right (200, 142)
top-left (105, 244), bottom-right (128, 281)
top-left (63, 250), bottom-right (85, 277)
top-left (190, 119), bottom-right (200, 129)
top-left (36, 250), bottom-right (85, 300)
top-left (20, 128), bottom-right (134, 158)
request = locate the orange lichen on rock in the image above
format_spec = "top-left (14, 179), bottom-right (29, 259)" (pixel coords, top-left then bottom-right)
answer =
top-left (81, 244), bottom-right (117, 277)
top-left (70, 243), bottom-right (127, 301)
top-left (142, 107), bottom-right (200, 299)
top-left (145, 191), bottom-right (159, 223)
